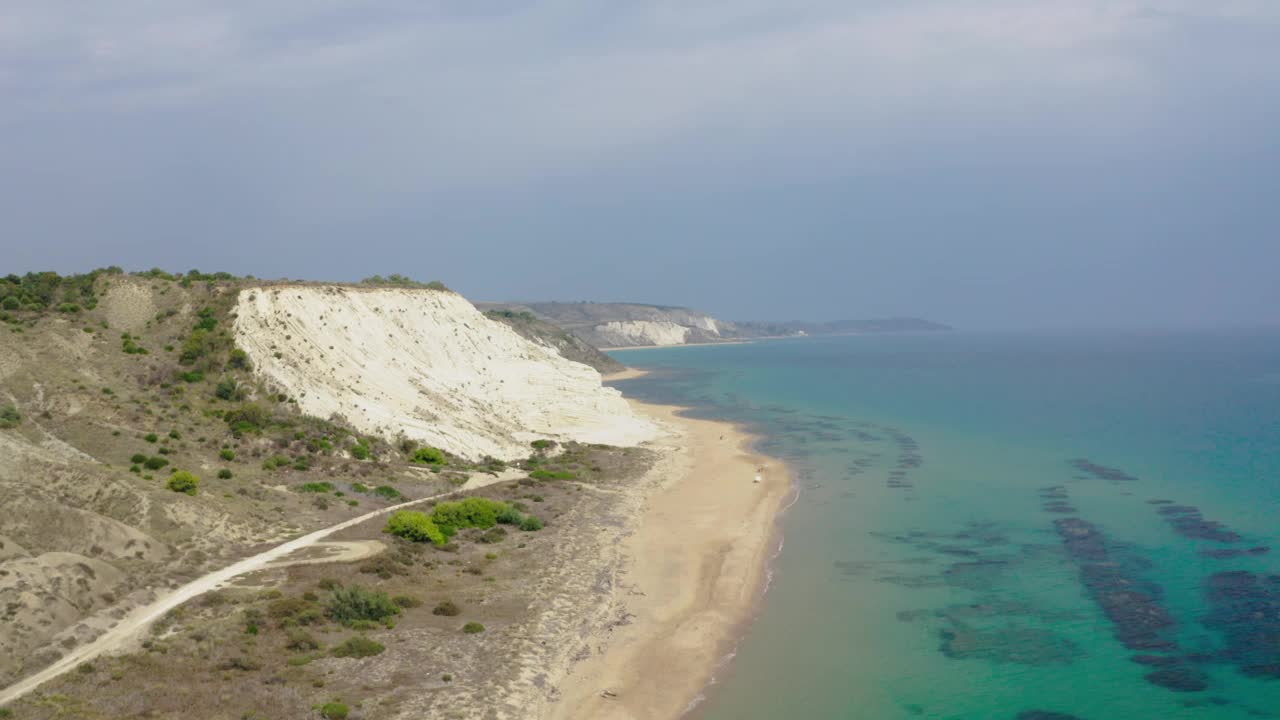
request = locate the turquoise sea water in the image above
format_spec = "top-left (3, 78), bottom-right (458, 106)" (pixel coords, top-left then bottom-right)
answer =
top-left (610, 331), bottom-right (1280, 720)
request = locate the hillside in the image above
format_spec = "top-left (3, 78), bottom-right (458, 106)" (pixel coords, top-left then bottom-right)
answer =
top-left (481, 309), bottom-right (623, 373)
top-left (234, 287), bottom-right (653, 460)
top-left (0, 271), bottom-right (656, 703)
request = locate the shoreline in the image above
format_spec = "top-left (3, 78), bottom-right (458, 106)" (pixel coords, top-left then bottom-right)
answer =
top-left (603, 340), bottom-right (756, 352)
top-left (548, 374), bottom-right (791, 719)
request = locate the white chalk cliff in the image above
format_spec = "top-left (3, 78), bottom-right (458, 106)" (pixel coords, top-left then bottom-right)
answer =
top-left (233, 286), bottom-right (657, 460)
top-left (595, 320), bottom-right (691, 347)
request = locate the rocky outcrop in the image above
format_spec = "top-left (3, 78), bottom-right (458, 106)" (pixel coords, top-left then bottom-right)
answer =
top-left (234, 287), bottom-right (657, 460)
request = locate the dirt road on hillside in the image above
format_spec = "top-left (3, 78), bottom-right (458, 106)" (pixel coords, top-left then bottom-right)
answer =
top-left (0, 471), bottom-right (516, 705)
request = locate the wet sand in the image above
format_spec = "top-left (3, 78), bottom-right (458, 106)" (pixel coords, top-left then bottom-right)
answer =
top-left (549, 394), bottom-right (791, 719)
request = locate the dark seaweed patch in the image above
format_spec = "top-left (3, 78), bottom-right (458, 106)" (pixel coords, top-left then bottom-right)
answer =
top-left (939, 625), bottom-right (1082, 666)
top-left (1145, 667), bottom-right (1210, 692)
top-left (1052, 516), bottom-right (1209, 692)
top-left (1201, 546), bottom-right (1270, 559)
top-left (1068, 459), bottom-right (1139, 482)
top-left (1204, 571), bottom-right (1280, 679)
top-left (1155, 504), bottom-right (1243, 543)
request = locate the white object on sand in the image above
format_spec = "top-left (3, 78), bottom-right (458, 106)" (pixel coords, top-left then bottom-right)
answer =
top-left (753, 474), bottom-right (762, 483)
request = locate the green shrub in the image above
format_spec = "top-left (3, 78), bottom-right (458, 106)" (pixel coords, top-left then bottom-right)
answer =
top-left (0, 405), bottom-right (21, 429)
top-left (530, 469), bottom-right (576, 480)
top-left (330, 636), bottom-right (384, 658)
top-left (219, 448), bottom-right (235, 461)
top-left (144, 456), bottom-right (170, 470)
top-left (385, 511), bottom-right (447, 546)
top-left (531, 439), bottom-right (555, 450)
top-left (519, 515), bottom-right (544, 531)
top-left (432, 600), bottom-right (460, 617)
top-left (214, 378), bottom-right (243, 401)
top-left (144, 433), bottom-right (158, 443)
top-left (462, 621), bottom-right (485, 634)
top-left (217, 468), bottom-right (233, 479)
top-left (224, 403), bottom-right (269, 436)
top-left (495, 505), bottom-right (523, 525)
top-left (350, 443), bottom-right (370, 460)
top-left (218, 656), bottom-right (260, 671)
top-left (285, 629), bottom-right (321, 651)
top-left (260, 454), bottom-right (287, 470)
top-left (269, 597), bottom-right (324, 627)
top-left (351, 482), bottom-right (369, 493)
top-left (179, 370), bottom-right (204, 383)
top-left (326, 585), bottom-right (400, 625)
top-left (130, 453), bottom-right (147, 464)
top-left (299, 481), bottom-right (335, 493)
top-left (372, 485), bottom-right (401, 500)
top-left (320, 702), bottom-right (350, 719)
top-left (166, 471), bottom-right (199, 495)
top-left (409, 446), bottom-right (445, 464)
top-left (430, 497), bottom-right (509, 535)
top-left (228, 347), bottom-right (251, 370)
top-left (168, 429), bottom-right (181, 439)
top-left (392, 595), bottom-right (422, 608)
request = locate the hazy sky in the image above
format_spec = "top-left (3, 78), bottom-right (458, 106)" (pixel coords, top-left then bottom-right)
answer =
top-left (3, 1), bottom-right (1278, 328)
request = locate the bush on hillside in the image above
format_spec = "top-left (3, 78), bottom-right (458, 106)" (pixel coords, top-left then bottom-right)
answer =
top-left (0, 405), bottom-right (22, 429)
top-left (409, 446), bottom-right (445, 465)
top-left (326, 585), bottom-right (400, 625)
top-left (462, 621), bottom-right (485, 634)
top-left (430, 497), bottom-right (509, 535)
top-left (530, 469), bottom-right (576, 480)
top-left (385, 510), bottom-right (447, 546)
top-left (320, 702), bottom-right (349, 719)
top-left (519, 515), bottom-right (545, 531)
top-left (215, 378), bottom-right (243, 401)
top-left (330, 636), bottom-right (384, 658)
top-left (225, 403), bottom-right (270, 436)
top-left (432, 600), bottom-right (460, 617)
top-left (166, 471), bottom-right (199, 496)
top-left (144, 456), bottom-right (170, 470)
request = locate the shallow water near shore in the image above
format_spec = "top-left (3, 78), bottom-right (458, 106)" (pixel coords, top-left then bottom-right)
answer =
top-left (610, 330), bottom-right (1280, 720)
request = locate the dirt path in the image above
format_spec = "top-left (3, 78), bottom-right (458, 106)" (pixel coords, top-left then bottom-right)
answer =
top-left (0, 471), bottom-right (517, 706)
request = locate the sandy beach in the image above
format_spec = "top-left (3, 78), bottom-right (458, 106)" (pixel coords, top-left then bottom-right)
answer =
top-left (548, 383), bottom-right (791, 719)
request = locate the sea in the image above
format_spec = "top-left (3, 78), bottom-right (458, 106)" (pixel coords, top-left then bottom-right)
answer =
top-left (608, 330), bottom-right (1280, 720)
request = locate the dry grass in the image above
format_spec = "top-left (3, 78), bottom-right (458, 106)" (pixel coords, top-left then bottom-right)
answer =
top-left (7, 444), bottom-right (655, 720)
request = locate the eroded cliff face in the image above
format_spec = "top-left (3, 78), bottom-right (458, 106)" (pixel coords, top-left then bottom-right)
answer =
top-left (596, 320), bottom-right (691, 347)
top-left (477, 302), bottom-right (734, 348)
top-left (233, 286), bottom-right (656, 460)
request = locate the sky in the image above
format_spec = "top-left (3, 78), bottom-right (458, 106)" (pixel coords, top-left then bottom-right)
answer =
top-left (2, 1), bottom-right (1278, 329)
